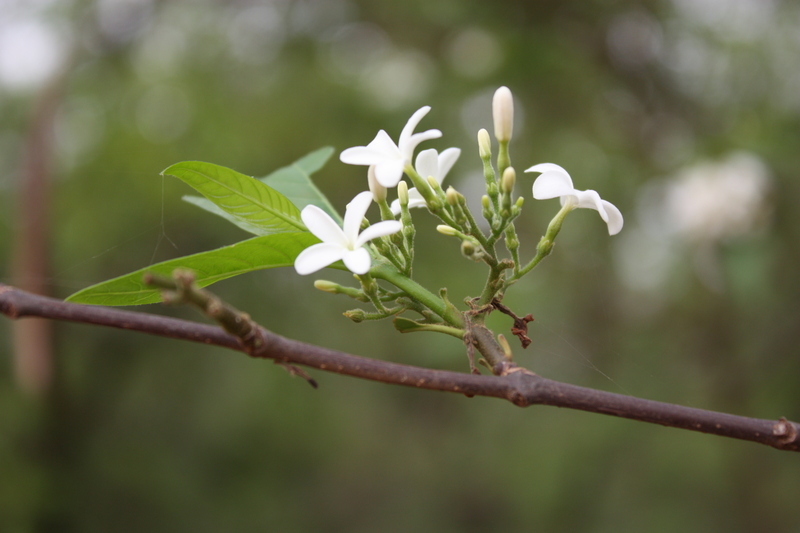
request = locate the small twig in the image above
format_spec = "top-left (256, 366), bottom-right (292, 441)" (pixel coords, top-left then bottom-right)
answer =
top-left (490, 298), bottom-right (534, 348)
top-left (143, 270), bottom-right (318, 388)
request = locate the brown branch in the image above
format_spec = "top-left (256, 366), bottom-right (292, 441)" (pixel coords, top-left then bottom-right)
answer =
top-left (1, 282), bottom-right (798, 452)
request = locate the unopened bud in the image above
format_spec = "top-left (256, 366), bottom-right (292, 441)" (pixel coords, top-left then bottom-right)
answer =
top-left (313, 280), bottom-right (339, 294)
top-left (397, 180), bottom-right (409, 207)
top-left (368, 166), bottom-right (387, 202)
top-left (344, 309), bottom-right (366, 323)
top-left (478, 128), bottom-right (492, 159)
top-left (481, 195), bottom-right (491, 210)
top-left (460, 240), bottom-right (483, 261)
top-left (501, 167), bottom-right (516, 194)
top-left (426, 175), bottom-right (442, 194)
top-left (437, 225), bottom-right (458, 236)
top-left (446, 186), bottom-right (458, 206)
top-left (492, 86), bottom-right (514, 142)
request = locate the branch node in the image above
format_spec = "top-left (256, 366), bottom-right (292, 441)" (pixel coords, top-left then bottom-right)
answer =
top-left (773, 417), bottom-right (798, 445)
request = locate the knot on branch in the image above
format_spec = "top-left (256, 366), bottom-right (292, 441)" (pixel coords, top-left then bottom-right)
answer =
top-left (773, 417), bottom-right (800, 449)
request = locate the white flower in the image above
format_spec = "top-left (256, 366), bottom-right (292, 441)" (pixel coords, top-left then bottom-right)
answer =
top-left (294, 191), bottom-right (402, 275)
top-left (339, 106), bottom-right (442, 188)
top-left (525, 163), bottom-right (624, 235)
top-left (390, 148), bottom-right (460, 215)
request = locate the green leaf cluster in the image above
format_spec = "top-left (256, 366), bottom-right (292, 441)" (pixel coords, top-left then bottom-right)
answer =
top-left (67, 148), bottom-right (337, 306)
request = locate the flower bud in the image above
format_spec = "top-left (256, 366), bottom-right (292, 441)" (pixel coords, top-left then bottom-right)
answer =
top-left (478, 128), bottom-right (492, 159)
top-left (446, 186), bottom-right (459, 206)
top-left (367, 166), bottom-right (387, 202)
top-left (436, 225), bottom-right (458, 236)
top-left (397, 180), bottom-right (409, 207)
top-left (492, 86), bottom-right (514, 142)
top-left (427, 175), bottom-right (442, 194)
top-left (313, 280), bottom-right (339, 294)
top-left (344, 309), bottom-right (366, 323)
top-left (501, 167), bottom-right (516, 195)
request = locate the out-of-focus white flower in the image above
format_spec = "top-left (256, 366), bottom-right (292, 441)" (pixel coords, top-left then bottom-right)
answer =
top-left (390, 147), bottom-right (460, 214)
top-left (339, 106), bottom-right (441, 188)
top-left (294, 191), bottom-right (402, 275)
top-left (663, 152), bottom-right (770, 242)
top-left (525, 163), bottom-right (624, 235)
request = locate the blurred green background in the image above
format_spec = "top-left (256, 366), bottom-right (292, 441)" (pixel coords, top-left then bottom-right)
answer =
top-left (2, 0), bottom-right (800, 531)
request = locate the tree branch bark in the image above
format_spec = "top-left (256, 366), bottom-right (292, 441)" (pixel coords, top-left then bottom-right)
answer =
top-left (2, 282), bottom-right (798, 452)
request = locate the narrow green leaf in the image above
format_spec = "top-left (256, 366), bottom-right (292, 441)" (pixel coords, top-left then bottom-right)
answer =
top-left (261, 147), bottom-right (342, 223)
top-left (164, 161), bottom-right (306, 235)
top-left (66, 232), bottom-right (319, 306)
top-left (392, 317), bottom-right (465, 339)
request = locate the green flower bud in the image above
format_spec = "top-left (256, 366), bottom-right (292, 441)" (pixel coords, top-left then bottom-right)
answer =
top-left (501, 167), bottom-right (516, 195)
top-left (437, 225), bottom-right (458, 236)
top-left (446, 186), bottom-right (459, 206)
top-left (397, 180), bottom-right (409, 207)
top-left (313, 280), bottom-right (339, 294)
top-left (478, 128), bottom-right (492, 159)
top-left (344, 309), bottom-right (366, 323)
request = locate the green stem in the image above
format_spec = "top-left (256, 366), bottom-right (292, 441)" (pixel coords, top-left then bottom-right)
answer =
top-left (497, 140), bottom-right (510, 178)
top-left (507, 201), bottom-right (574, 285)
top-left (371, 261), bottom-right (464, 328)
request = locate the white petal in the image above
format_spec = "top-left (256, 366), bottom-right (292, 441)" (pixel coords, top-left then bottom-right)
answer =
top-left (340, 146), bottom-right (389, 166)
top-left (356, 220), bottom-right (402, 247)
top-left (601, 200), bottom-right (624, 235)
top-left (374, 160), bottom-right (406, 187)
top-left (342, 247), bottom-right (372, 274)
top-left (301, 205), bottom-right (348, 247)
top-left (415, 149), bottom-right (439, 181)
top-left (294, 243), bottom-right (345, 275)
top-left (437, 147), bottom-right (461, 180)
top-left (390, 199), bottom-right (401, 216)
top-left (525, 162), bottom-right (571, 177)
top-left (366, 130), bottom-right (402, 157)
top-left (398, 106), bottom-right (431, 147)
top-left (343, 191), bottom-right (373, 243)
top-left (340, 131), bottom-right (401, 166)
top-left (572, 189), bottom-right (606, 215)
top-left (403, 129), bottom-right (442, 159)
top-left (532, 172), bottom-right (577, 200)
top-left (571, 190), bottom-right (624, 235)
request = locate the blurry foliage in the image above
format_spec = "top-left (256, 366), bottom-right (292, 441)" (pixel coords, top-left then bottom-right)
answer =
top-left (1, 0), bottom-right (800, 531)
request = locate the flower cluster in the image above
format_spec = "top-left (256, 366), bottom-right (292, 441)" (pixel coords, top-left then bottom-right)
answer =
top-left (294, 86), bottom-right (623, 279)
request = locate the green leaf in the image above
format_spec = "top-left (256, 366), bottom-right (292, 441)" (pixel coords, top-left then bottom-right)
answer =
top-left (66, 232), bottom-right (319, 306)
top-left (164, 161), bottom-right (305, 235)
top-left (262, 147), bottom-right (342, 223)
top-left (181, 195), bottom-right (268, 236)
top-left (182, 148), bottom-right (340, 235)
